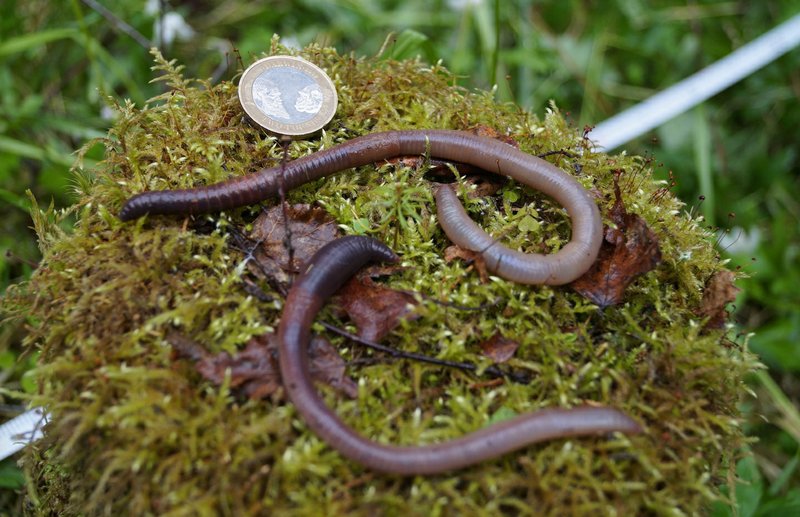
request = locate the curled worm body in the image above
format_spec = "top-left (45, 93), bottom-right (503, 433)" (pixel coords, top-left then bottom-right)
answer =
top-left (435, 184), bottom-right (600, 285)
top-left (278, 235), bottom-right (641, 475)
top-left (119, 130), bottom-right (603, 285)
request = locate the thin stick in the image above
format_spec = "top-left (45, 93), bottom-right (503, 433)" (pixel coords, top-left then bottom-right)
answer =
top-left (537, 149), bottom-right (577, 160)
top-left (320, 322), bottom-right (530, 384)
top-left (277, 136), bottom-right (296, 282)
top-left (80, 0), bottom-right (152, 49)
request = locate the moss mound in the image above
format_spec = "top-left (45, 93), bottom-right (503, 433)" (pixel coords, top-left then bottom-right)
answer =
top-left (5, 39), bottom-right (756, 515)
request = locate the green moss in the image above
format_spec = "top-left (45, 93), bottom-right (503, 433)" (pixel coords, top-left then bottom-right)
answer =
top-left (3, 39), bottom-right (757, 515)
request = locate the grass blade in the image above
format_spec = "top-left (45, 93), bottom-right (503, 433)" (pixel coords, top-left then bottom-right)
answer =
top-left (0, 28), bottom-right (79, 57)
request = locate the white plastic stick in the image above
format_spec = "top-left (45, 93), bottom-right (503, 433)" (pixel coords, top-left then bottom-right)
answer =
top-left (591, 13), bottom-right (800, 151)
top-left (0, 408), bottom-right (48, 460)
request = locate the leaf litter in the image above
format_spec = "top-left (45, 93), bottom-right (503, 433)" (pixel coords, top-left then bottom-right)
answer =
top-left (696, 269), bottom-right (740, 329)
top-left (180, 202), bottom-right (421, 397)
top-left (571, 179), bottom-right (663, 307)
top-left (169, 331), bottom-right (358, 399)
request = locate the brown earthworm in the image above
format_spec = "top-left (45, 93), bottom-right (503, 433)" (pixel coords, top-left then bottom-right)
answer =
top-left (119, 130), bottom-right (603, 285)
top-left (278, 235), bottom-right (641, 475)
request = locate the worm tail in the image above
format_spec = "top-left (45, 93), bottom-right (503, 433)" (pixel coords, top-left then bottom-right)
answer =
top-left (118, 133), bottom-right (403, 221)
top-left (118, 172), bottom-right (278, 221)
top-left (278, 236), bottom-right (641, 475)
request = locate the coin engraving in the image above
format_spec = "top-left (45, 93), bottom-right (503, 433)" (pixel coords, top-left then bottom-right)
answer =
top-left (239, 56), bottom-right (337, 137)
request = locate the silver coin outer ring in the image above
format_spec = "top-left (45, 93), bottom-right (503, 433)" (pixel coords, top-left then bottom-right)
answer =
top-left (238, 56), bottom-right (338, 137)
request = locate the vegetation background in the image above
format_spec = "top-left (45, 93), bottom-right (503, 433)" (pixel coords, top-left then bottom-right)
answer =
top-left (0, 0), bottom-right (798, 514)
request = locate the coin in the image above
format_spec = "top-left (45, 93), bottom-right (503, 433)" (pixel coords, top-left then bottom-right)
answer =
top-left (238, 56), bottom-right (338, 137)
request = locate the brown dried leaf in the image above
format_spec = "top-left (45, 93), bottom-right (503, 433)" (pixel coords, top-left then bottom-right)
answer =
top-left (169, 333), bottom-right (280, 399)
top-left (696, 270), bottom-right (739, 329)
top-left (168, 332), bottom-right (357, 400)
top-left (464, 173), bottom-right (506, 198)
top-left (571, 183), bottom-right (662, 307)
top-left (306, 336), bottom-right (359, 398)
top-left (359, 262), bottom-right (406, 279)
top-left (479, 332), bottom-right (520, 363)
top-left (424, 167), bottom-right (507, 197)
top-left (335, 275), bottom-right (419, 342)
top-left (468, 125), bottom-right (520, 148)
top-left (248, 203), bottom-right (340, 284)
top-left (381, 155), bottom-right (430, 169)
top-left (444, 245), bottom-right (489, 283)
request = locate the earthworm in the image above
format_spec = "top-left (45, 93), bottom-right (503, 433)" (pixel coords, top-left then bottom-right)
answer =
top-left (435, 184), bottom-right (599, 284)
top-left (119, 130), bottom-right (603, 285)
top-left (277, 235), bottom-right (642, 475)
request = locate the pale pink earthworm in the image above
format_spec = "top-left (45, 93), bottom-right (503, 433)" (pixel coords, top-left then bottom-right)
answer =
top-left (119, 130), bottom-right (603, 285)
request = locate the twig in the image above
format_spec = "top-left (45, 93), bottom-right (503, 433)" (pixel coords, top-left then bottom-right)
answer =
top-left (277, 136), bottom-right (296, 282)
top-left (4, 250), bottom-right (39, 270)
top-left (320, 322), bottom-right (531, 384)
top-left (537, 149), bottom-right (578, 160)
top-left (80, 0), bottom-right (152, 49)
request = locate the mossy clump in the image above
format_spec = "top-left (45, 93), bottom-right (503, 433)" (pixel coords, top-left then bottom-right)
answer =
top-left (4, 38), bottom-right (757, 515)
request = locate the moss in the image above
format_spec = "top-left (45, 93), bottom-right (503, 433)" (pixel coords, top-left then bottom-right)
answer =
top-left (2, 38), bottom-right (758, 515)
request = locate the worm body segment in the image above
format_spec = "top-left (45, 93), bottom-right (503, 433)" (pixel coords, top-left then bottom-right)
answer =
top-left (278, 235), bottom-right (641, 475)
top-left (119, 130), bottom-right (603, 285)
top-left (434, 184), bottom-right (600, 285)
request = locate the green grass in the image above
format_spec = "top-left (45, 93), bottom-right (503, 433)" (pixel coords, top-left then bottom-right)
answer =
top-left (1, 0), bottom-right (799, 513)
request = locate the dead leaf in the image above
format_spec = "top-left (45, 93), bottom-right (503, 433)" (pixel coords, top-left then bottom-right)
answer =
top-left (381, 155), bottom-right (437, 170)
top-left (571, 181), bottom-right (662, 307)
top-left (306, 336), bottom-right (359, 398)
top-left (444, 245), bottom-right (490, 283)
top-left (335, 275), bottom-right (419, 342)
top-left (696, 270), bottom-right (739, 329)
top-left (169, 333), bottom-right (280, 399)
top-left (469, 378), bottom-right (505, 390)
top-left (248, 204), bottom-right (340, 285)
top-left (468, 125), bottom-right (520, 148)
top-left (168, 332), bottom-right (357, 400)
top-left (359, 262), bottom-right (406, 279)
top-left (479, 333), bottom-right (520, 363)
top-left (464, 173), bottom-right (506, 198)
